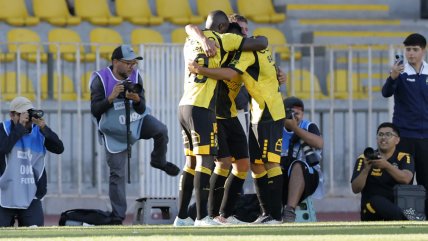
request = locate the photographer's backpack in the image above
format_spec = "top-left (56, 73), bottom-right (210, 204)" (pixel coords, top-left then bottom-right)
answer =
top-left (58, 209), bottom-right (114, 226)
top-left (394, 185), bottom-right (426, 221)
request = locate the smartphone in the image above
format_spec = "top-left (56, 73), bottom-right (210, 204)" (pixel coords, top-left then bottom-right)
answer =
top-left (395, 54), bottom-right (404, 65)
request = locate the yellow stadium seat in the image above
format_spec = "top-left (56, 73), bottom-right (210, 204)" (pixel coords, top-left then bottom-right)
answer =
top-left (7, 29), bottom-right (48, 63)
top-left (0, 72), bottom-right (35, 101)
top-left (41, 73), bottom-right (77, 101)
top-left (89, 28), bottom-right (123, 60)
top-left (48, 28), bottom-right (95, 62)
top-left (81, 71), bottom-right (93, 101)
top-left (33, 0), bottom-right (80, 26)
top-left (75, 0), bottom-right (122, 25)
top-left (237, 0), bottom-right (285, 23)
top-left (0, 0), bottom-right (39, 26)
top-left (116, 0), bottom-right (163, 25)
top-left (156, 0), bottom-right (204, 25)
top-left (0, 49), bottom-right (15, 62)
top-left (287, 69), bottom-right (327, 100)
top-left (131, 29), bottom-right (164, 45)
top-left (253, 27), bottom-right (301, 61)
top-left (196, 0), bottom-right (233, 19)
top-left (326, 70), bottom-right (367, 99)
top-left (171, 28), bottom-right (188, 44)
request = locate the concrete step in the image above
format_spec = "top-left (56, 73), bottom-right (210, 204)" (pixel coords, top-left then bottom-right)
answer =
top-left (298, 19), bottom-right (401, 26)
top-left (302, 31), bottom-right (413, 45)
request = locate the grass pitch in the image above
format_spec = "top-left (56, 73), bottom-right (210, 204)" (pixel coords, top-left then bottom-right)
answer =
top-left (1, 221), bottom-right (428, 241)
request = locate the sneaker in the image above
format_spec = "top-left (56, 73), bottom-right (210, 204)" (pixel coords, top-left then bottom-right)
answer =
top-left (213, 216), bottom-right (228, 224)
top-left (194, 216), bottom-right (220, 226)
top-left (252, 214), bottom-right (282, 225)
top-left (224, 216), bottom-right (248, 225)
top-left (282, 206), bottom-right (296, 223)
top-left (151, 162), bottom-right (180, 176)
top-left (173, 217), bottom-right (194, 226)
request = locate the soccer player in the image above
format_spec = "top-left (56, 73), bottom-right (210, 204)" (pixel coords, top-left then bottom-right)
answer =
top-left (174, 10), bottom-right (268, 226)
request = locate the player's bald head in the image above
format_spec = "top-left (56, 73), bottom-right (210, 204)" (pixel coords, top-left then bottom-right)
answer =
top-left (205, 10), bottom-right (229, 33)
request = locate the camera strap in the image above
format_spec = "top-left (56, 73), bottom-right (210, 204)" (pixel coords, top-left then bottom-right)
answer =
top-left (286, 134), bottom-right (302, 164)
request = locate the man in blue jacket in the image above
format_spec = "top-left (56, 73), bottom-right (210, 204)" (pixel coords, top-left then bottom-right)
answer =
top-left (0, 96), bottom-right (64, 226)
top-left (382, 33), bottom-right (428, 216)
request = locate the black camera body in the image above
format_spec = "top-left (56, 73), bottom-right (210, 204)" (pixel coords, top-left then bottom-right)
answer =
top-left (123, 81), bottom-right (142, 93)
top-left (364, 147), bottom-right (381, 160)
top-left (300, 140), bottom-right (321, 166)
top-left (28, 109), bottom-right (44, 119)
top-left (285, 108), bottom-right (295, 119)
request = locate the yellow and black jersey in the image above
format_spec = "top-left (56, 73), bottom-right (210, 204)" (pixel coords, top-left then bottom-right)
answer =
top-left (216, 72), bottom-right (243, 119)
top-left (229, 48), bottom-right (285, 123)
top-left (179, 30), bottom-right (244, 112)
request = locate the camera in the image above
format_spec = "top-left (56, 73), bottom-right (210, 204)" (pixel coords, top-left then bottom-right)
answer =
top-left (118, 81), bottom-right (143, 98)
top-left (364, 147), bottom-right (381, 160)
top-left (300, 140), bottom-right (321, 166)
top-left (285, 108), bottom-right (295, 119)
top-left (395, 54), bottom-right (404, 65)
top-left (28, 109), bottom-right (44, 119)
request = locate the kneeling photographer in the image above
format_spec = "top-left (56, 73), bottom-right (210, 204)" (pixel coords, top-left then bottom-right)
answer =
top-left (351, 122), bottom-right (414, 221)
top-left (280, 96), bottom-right (324, 222)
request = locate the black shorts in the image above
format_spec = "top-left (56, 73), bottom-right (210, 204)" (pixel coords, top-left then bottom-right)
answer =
top-left (282, 159), bottom-right (319, 204)
top-left (179, 105), bottom-right (218, 156)
top-left (217, 117), bottom-right (249, 159)
top-left (249, 119), bottom-right (284, 164)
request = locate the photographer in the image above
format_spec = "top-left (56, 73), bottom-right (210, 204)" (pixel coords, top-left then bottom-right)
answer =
top-left (0, 96), bottom-right (64, 226)
top-left (351, 122), bottom-right (414, 221)
top-left (281, 96), bottom-right (324, 222)
top-left (90, 45), bottom-right (180, 224)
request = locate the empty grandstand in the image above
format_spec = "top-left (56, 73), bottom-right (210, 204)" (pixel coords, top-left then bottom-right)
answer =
top-left (0, 0), bottom-right (427, 221)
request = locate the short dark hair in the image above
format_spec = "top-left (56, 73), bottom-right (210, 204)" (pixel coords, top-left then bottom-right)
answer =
top-left (403, 33), bottom-right (427, 49)
top-left (228, 13), bottom-right (248, 23)
top-left (227, 22), bottom-right (242, 35)
top-left (377, 122), bottom-right (400, 137)
top-left (283, 96), bottom-right (304, 111)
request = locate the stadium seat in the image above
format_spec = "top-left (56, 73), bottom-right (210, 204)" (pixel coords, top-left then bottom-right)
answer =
top-left (236, 0), bottom-right (285, 23)
top-left (33, 0), bottom-right (80, 26)
top-left (0, 72), bottom-right (35, 101)
top-left (287, 69), bottom-right (327, 100)
top-left (253, 27), bottom-right (301, 61)
top-left (7, 29), bottom-right (48, 63)
top-left (41, 73), bottom-right (77, 101)
top-left (0, 49), bottom-right (15, 62)
top-left (196, 0), bottom-right (233, 19)
top-left (131, 29), bottom-right (164, 45)
top-left (75, 0), bottom-right (122, 26)
top-left (156, 0), bottom-right (204, 25)
top-left (326, 70), bottom-right (367, 99)
top-left (0, 0), bottom-right (39, 26)
top-left (89, 28), bottom-right (123, 60)
top-left (116, 0), bottom-right (163, 25)
top-left (48, 28), bottom-right (96, 62)
top-left (171, 28), bottom-right (188, 44)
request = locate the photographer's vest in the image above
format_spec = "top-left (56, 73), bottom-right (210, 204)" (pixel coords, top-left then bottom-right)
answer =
top-left (0, 121), bottom-right (46, 209)
top-left (94, 67), bottom-right (148, 153)
top-left (281, 119), bottom-right (311, 159)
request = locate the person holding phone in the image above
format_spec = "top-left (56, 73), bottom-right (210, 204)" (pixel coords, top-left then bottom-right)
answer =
top-left (382, 33), bottom-right (428, 217)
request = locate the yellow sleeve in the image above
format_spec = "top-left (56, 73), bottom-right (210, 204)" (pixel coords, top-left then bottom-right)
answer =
top-left (228, 51), bottom-right (255, 74)
top-left (220, 33), bottom-right (244, 52)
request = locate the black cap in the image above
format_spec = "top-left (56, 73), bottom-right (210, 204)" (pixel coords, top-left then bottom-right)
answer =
top-left (284, 96), bottom-right (304, 111)
top-left (111, 44), bottom-right (143, 61)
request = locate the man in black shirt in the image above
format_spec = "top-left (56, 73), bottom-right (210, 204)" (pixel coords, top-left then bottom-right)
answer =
top-left (351, 122), bottom-right (414, 220)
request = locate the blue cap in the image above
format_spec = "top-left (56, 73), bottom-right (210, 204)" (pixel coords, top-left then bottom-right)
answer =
top-left (111, 45), bottom-right (143, 61)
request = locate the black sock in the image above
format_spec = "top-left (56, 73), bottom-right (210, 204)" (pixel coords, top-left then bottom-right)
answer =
top-left (268, 174), bottom-right (284, 220)
top-left (220, 174), bottom-right (245, 217)
top-left (194, 171), bottom-right (211, 220)
top-left (254, 174), bottom-right (270, 216)
top-left (177, 171), bottom-right (194, 218)
top-left (208, 173), bottom-right (227, 217)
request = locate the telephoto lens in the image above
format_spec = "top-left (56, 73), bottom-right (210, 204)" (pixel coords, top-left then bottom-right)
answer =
top-left (363, 147), bottom-right (381, 160)
top-left (28, 109), bottom-right (44, 119)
